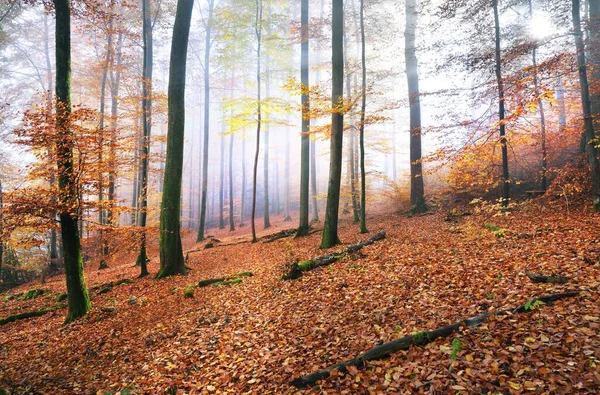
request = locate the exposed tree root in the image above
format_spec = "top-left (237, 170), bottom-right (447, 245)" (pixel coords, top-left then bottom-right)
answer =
top-left (290, 291), bottom-right (579, 388)
top-left (282, 231), bottom-right (386, 280)
top-left (0, 307), bottom-right (61, 326)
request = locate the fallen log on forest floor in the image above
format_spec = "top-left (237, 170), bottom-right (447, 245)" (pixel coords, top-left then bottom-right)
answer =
top-left (526, 271), bottom-right (571, 284)
top-left (197, 272), bottom-right (253, 288)
top-left (282, 231), bottom-right (386, 280)
top-left (0, 305), bottom-right (63, 326)
top-left (289, 291), bottom-right (579, 388)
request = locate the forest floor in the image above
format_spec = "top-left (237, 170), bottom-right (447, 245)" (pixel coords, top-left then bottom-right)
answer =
top-left (0, 200), bottom-right (599, 394)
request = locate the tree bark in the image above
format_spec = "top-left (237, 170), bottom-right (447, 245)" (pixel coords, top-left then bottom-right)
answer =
top-left (358, 0), bottom-right (368, 233)
top-left (263, 56), bottom-right (271, 229)
top-left (344, 30), bottom-right (360, 224)
top-left (229, 72), bottom-right (236, 232)
top-left (405, 0), bottom-right (427, 212)
top-left (492, 0), bottom-right (510, 207)
top-left (197, 0), bottom-right (215, 242)
top-left (240, 134), bottom-right (246, 226)
top-left (297, 0), bottom-right (310, 236)
top-left (54, 0), bottom-right (91, 323)
top-left (251, 0), bottom-right (263, 243)
top-left (573, 0), bottom-right (600, 210)
top-left (219, 127), bottom-right (226, 229)
top-left (137, 0), bottom-right (153, 276)
top-left (156, 0), bottom-right (194, 278)
top-left (320, 0), bottom-right (344, 249)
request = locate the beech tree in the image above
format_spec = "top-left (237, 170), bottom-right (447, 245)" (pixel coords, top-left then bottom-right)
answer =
top-left (54, 0), bottom-right (91, 323)
top-left (320, 0), bottom-right (344, 249)
top-left (157, 0), bottom-right (194, 278)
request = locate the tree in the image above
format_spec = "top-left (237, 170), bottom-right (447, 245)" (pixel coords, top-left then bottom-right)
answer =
top-left (54, 0), bottom-right (91, 323)
top-left (156, 0), bottom-right (194, 278)
top-left (492, 0), bottom-right (510, 207)
top-left (296, 0), bottom-right (310, 237)
top-left (251, 0), bottom-right (263, 243)
top-left (320, 0), bottom-right (344, 249)
top-left (197, 0), bottom-right (216, 242)
top-left (573, 0), bottom-right (600, 210)
top-left (405, 0), bottom-right (426, 213)
top-left (136, 0), bottom-right (153, 277)
top-left (358, 0), bottom-right (368, 232)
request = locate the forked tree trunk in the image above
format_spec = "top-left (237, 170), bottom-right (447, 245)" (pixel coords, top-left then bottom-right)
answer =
top-left (156, 0), bottom-right (194, 278)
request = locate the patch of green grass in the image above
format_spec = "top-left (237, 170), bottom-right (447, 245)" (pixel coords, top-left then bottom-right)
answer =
top-left (484, 223), bottom-right (500, 232)
top-left (486, 292), bottom-right (494, 300)
top-left (183, 285), bottom-right (195, 298)
top-left (524, 299), bottom-right (544, 312)
top-left (22, 289), bottom-right (46, 301)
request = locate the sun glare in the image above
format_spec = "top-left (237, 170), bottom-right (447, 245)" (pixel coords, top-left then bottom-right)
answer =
top-left (530, 12), bottom-right (554, 40)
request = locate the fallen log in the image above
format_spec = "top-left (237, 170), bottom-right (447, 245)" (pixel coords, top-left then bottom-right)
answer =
top-left (261, 228), bottom-right (297, 243)
top-left (289, 291), bottom-right (579, 388)
top-left (197, 272), bottom-right (253, 288)
top-left (526, 271), bottom-right (570, 284)
top-left (0, 309), bottom-right (51, 326)
top-left (282, 231), bottom-right (386, 280)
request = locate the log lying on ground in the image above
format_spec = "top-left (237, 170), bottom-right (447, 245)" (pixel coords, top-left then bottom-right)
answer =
top-left (0, 307), bottom-right (61, 326)
top-left (526, 271), bottom-right (571, 284)
top-left (290, 291), bottom-right (579, 388)
top-left (261, 228), bottom-right (297, 243)
top-left (197, 272), bottom-right (253, 288)
top-left (282, 231), bottom-right (386, 280)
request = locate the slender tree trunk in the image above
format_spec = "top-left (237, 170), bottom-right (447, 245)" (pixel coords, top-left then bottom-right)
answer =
top-left (405, 0), bottom-right (427, 212)
top-left (320, 0), bottom-right (344, 249)
top-left (358, 0), bottom-right (368, 233)
top-left (107, 32), bottom-right (122, 237)
top-left (527, 0), bottom-right (548, 192)
top-left (589, 0), bottom-right (600, 142)
top-left (219, 118), bottom-right (226, 229)
top-left (54, 0), bottom-right (91, 323)
top-left (44, 14), bottom-right (58, 267)
top-left (557, 76), bottom-right (567, 133)
top-left (197, 0), bottom-right (215, 241)
top-left (297, 0), bottom-right (310, 236)
top-left (492, 0), bottom-right (510, 207)
top-left (284, 123), bottom-right (292, 221)
top-left (0, 180), bottom-right (4, 280)
top-left (263, 55), bottom-right (271, 229)
top-left (573, 0), bottom-right (600, 210)
top-left (240, 134), bottom-right (246, 226)
top-left (392, 123), bottom-right (397, 182)
top-left (97, 15), bottom-right (114, 270)
top-left (156, 0), bottom-right (193, 278)
top-left (251, 0), bottom-right (263, 242)
top-left (311, 0), bottom-right (325, 223)
top-left (131, 118), bottom-right (140, 226)
top-left (137, 0), bottom-right (153, 276)
top-left (344, 30), bottom-right (360, 224)
top-left (228, 127), bottom-right (235, 231)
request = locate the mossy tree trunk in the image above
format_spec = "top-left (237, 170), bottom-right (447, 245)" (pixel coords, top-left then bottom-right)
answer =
top-left (54, 0), bottom-right (91, 323)
top-left (157, 0), bottom-right (194, 278)
top-left (320, 0), bottom-right (344, 249)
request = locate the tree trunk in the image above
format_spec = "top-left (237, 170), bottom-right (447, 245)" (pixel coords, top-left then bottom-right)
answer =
top-left (156, 0), bottom-right (193, 278)
top-left (573, 0), bottom-right (600, 210)
top-left (44, 14), bottom-right (58, 267)
top-left (492, 0), bottom-right (510, 207)
top-left (528, 0), bottom-right (548, 192)
top-left (240, 134), bottom-right (246, 227)
top-left (557, 76), bottom-right (567, 133)
top-left (358, 0), bottom-right (368, 233)
top-left (229, 129), bottom-right (235, 231)
top-left (344, 30), bottom-right (360, 224)
top-left (107, 32), bottom-right (123, 235)
top-left (197, 0), bottom-right (215, 242)
top-left (136, 0), bottom-right (153, 276)
top-left (405, 0), bottom-right (427, 212)
top-left (320, 0), bottom-right (344, 249)
top-left (251, 0), bottom-right (263, 242)
top-left (297, 0), bottom-right (310, 236)
top-left (589, 0), bottom-right (600, 146)
top-left (218, 116), bottom-right (226, 229)
top-left (54, 0), bottom-right (91, 323)
top-left (284, 123), bottom-right (292, 221)
top-left (263, 55), bottom-right (271, 229)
